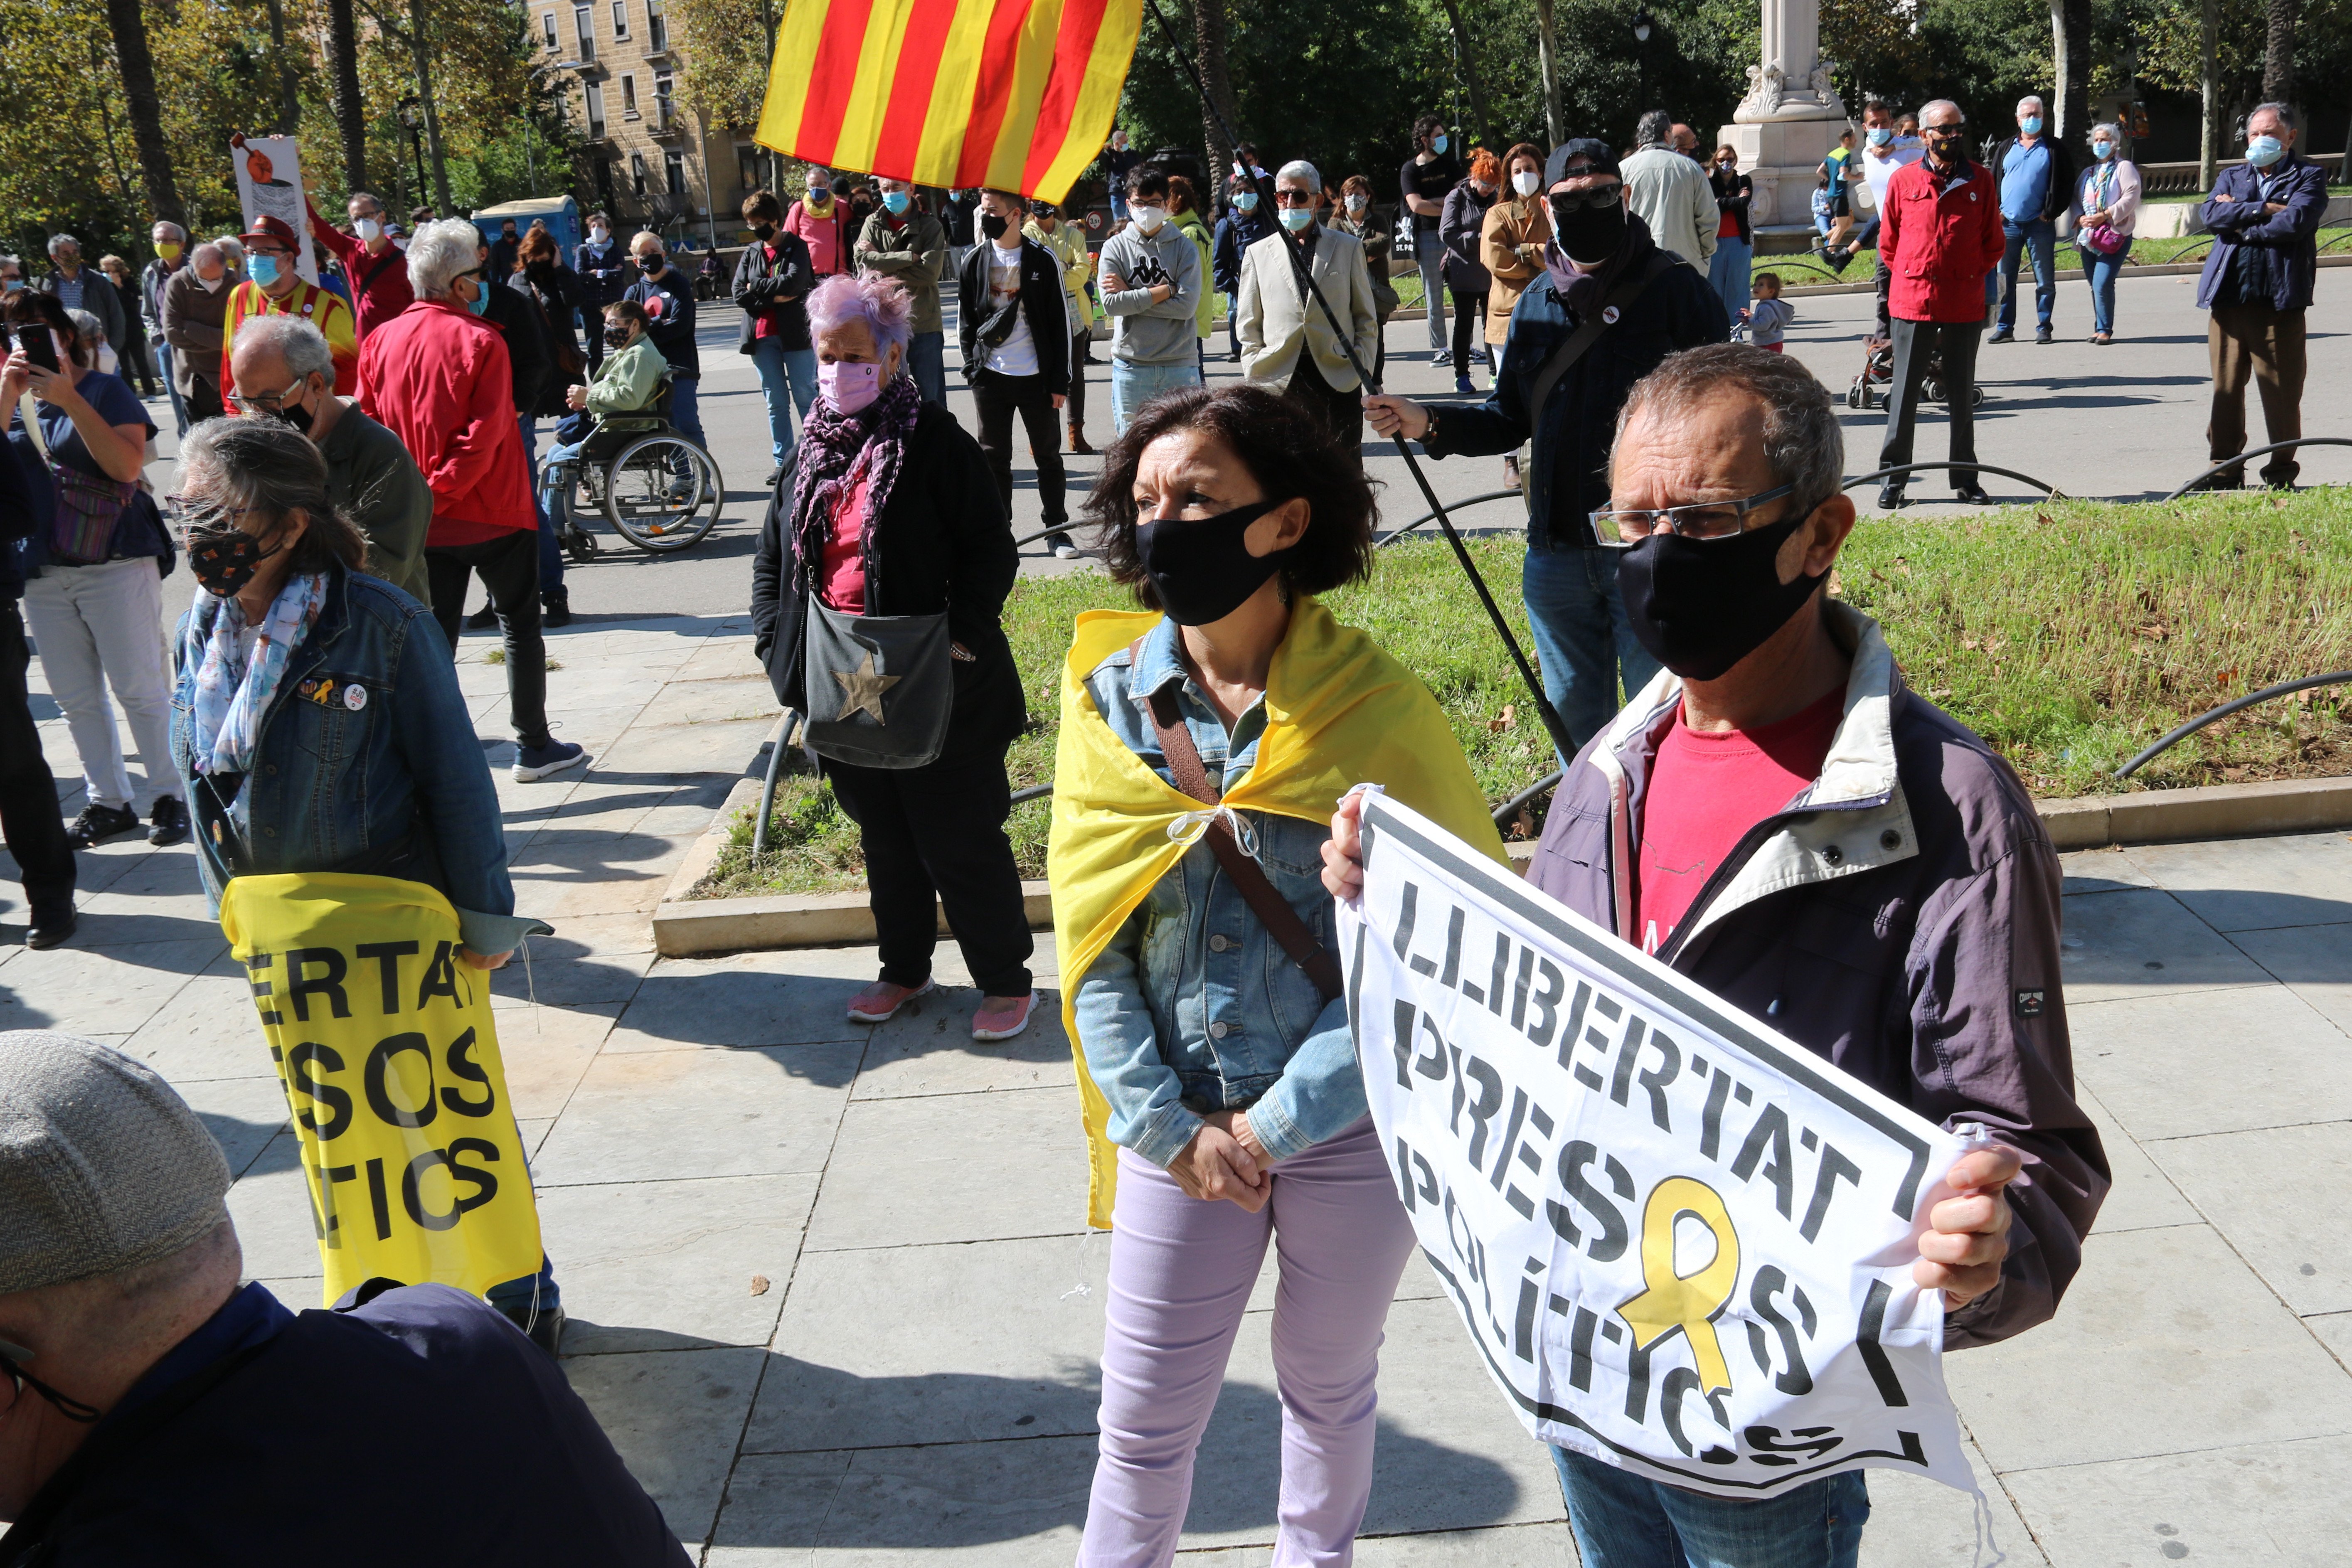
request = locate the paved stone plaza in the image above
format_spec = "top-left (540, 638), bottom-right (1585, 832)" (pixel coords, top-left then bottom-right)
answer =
top-left (3, 273), bottom-right (2350, 1563)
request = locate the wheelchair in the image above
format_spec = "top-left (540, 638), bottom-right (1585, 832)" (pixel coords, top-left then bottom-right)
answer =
top-left (543, 380), bottom-right (724, 558)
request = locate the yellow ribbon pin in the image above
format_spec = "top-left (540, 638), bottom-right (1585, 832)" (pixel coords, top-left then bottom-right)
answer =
top-left (1617, 1177), bottom-right (1742, 1395)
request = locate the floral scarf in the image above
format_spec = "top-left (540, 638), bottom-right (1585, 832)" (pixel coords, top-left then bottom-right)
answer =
top-left (181, 571), bottom-right (328, 827)
top-left (789, 371), bottom-right (922, 603)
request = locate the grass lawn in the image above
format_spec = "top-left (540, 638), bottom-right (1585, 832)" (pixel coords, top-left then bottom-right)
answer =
top-left (697, 489), bottom-right (2352, 898)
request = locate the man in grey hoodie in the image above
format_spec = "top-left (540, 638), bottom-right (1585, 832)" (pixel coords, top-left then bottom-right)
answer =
top-left (1096, 165), bottom-right (1202, 434)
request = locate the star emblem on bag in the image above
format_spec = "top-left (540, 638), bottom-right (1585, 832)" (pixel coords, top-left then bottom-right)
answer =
top-left (832, 650), bottom-right (899, 724)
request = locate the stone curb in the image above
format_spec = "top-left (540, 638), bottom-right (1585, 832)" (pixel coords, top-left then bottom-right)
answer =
top-left (647, 774), bottom-right (2352, 957)
top-left (1777, 251), bottom-right (2352, 299)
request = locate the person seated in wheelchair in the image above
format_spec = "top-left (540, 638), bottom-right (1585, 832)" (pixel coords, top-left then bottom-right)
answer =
top-left (538, 300), bottom-right (671, 521)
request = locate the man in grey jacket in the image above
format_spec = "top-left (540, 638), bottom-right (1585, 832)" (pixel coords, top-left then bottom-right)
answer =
top-left (1096, 164), bottom-right (1202, 436)
top-left (853, 178), bottom-right (950, 406)
top-left (1620, 110), bottom-right (1718, 266)
top-left (161, 243), bottom-right (236, 422)
top-left (1325, 343), bottom-right (2106, 1566)
top-left (38, 234), bottom-right (127, 365)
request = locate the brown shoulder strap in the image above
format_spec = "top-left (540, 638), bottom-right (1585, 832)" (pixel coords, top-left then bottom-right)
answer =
top-left (1130, 638), bottom-right (1343, 1001)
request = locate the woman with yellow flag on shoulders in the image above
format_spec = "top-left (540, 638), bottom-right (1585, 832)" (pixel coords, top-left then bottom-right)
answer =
top-left (1049, 383), bottom-right (1507, 1565)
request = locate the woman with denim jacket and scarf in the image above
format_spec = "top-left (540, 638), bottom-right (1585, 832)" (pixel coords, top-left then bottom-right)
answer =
top-left (165, 415), bottom-right (564, 1348)
top-left (749, 273), bottom-right (1035, 1042)
top-left (1052, 383), bottom-right (1503, 1566)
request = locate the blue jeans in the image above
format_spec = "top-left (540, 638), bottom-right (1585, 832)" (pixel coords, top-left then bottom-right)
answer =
top-left (1522, 542), bottom-right (1661, 766)
top-left (751, 337), bottom-right (817, 468)
top-left (155, 342), bottom-right (191, 439)
top-left (486, 1254), bottom-right (564, 1322)
top-left (1997, 218), bottom-right (2055, 331)
top-left (517, 414), bottom-right (562, 593)
top-left (1552, 1447), bottom-right (1869, 1568)
top-left (1109, 358), bottom-right (1202, 435)
top-left (539, 436), bottom-right (591, 533)
top-left (1415, 229), bottom-right (1448, 350)
top-left (1707, 238), bottom-right (1751, 327)
top-left (667, 376), bottom-right (704, 447)
top-left (907, 330), bottom-right (948, 408)
top-left (2085, 236), bottom-right (2132, 336)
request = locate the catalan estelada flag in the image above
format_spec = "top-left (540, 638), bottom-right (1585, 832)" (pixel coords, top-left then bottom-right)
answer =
top-left (754, 0), bottom-right (1140, 204)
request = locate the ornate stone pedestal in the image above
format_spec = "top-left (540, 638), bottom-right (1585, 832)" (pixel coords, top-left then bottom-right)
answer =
top-left (1715, 0), bottom-right (1850, 229)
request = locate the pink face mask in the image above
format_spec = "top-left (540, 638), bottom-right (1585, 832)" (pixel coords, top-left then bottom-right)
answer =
top-left (818, 359), bottom-right (883, 414)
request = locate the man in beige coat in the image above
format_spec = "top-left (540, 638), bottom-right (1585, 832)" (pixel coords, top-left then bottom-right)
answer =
top-left (1620, 109), bottom-right (1718, 266)
top-left (1235, 159), bottom-right (1381, 455)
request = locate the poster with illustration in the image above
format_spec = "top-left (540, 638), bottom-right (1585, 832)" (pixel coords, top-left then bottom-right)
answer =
top-left (232, 133), bottom-right (319, 283)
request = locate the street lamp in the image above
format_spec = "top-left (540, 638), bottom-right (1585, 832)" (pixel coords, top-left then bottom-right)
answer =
top-left (397, 96), bottom-right (429, 215)
top-left (1632, 10), bottom-right (1652, 40)
top-left (1632, 11), bottom-right (1653, 115)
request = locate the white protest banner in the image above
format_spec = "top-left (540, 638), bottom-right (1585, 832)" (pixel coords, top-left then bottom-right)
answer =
top-left (1340, 790), bottom-right (1979, 1499)
top-left (232, 134), bottom-right (320, 283)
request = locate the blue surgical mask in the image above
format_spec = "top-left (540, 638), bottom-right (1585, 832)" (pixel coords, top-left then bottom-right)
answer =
top-left (2021, 116), bottom-right (2044, 136)
top-left (2092, 140), bottom-right (2116, 160)
top-left (2247, 134), bottom-right (2285, 167)
top-left (1234, 192), bottom-right (1259, 212)
top-left (1867, 127), bottom-right (1892, 147)
top-left (467, 280), bottom-right (490, 315)
top-left (1279, 205), bottom-right (1313, 232)
top-left (1432, 133), bottom-right (1449, 154)
top-left (882, 191), bottom-right (910, 215)
top-left (249, 254), bottom-right (281, 287)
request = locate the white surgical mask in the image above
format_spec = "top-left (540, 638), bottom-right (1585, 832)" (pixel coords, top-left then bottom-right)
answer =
top-left (1512, 170), bottom-right (1541, 196)
top-left (199, 271), bottom-right (226, 293)
top-left (590, 224), bottom-right (609, 243)
top-left (1130, 204), bottom-right (1167, 233)
top-left (1278, 205), bottom-right (1313, 232)
top-left (2246, 134), bottom-right (2285, 166)
top-left (1345, 193), bottom-right (1368, 212)
top-left (355, 217), bottom-right (383, 242)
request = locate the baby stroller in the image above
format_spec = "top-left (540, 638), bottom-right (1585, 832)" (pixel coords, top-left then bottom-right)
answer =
top-left (1847, 335), bottom-right (1987, 411)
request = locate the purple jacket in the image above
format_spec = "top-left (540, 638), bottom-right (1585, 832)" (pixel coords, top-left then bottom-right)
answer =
top-left (1525, 604), bottom-right (2108, 1350)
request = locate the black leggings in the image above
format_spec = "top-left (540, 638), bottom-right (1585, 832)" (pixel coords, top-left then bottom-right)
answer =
top-left (1449, 288), bottom-right (1488, 372)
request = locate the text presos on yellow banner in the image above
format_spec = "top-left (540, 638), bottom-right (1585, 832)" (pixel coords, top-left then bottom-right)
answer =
top-left (1340, 793), bottom-right (1980, 1500)
top-left (220, 874), bottom-right (543, 1306)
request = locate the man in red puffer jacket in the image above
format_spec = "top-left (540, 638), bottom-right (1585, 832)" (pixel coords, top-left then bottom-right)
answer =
top-left (1875, 98), bottom-right (2005, 512)
top-left (359, 219), bottom-right (588, 783)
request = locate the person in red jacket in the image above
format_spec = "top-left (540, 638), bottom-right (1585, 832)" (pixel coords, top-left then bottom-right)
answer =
top-left (305, 190), bottom-right (415, 354)
top-left (1874, 98), bottom-right (2005, 511)
top-left (358, 219), bottom-right (588, 783)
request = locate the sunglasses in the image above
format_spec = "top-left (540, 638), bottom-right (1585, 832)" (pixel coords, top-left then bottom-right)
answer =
top-left (1549, 185), bottom-right (1624, 212)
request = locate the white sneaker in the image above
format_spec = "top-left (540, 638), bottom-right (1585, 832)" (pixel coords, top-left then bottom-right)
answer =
top-left (1054, 543), bottom-right (1081, 560)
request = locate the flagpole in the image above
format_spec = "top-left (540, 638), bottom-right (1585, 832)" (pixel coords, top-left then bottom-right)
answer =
top-left (1136, 0), bottom-right (1574, 763)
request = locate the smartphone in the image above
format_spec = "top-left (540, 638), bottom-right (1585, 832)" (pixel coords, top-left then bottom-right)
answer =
top-left (12, 322), bottom-right (57, 374)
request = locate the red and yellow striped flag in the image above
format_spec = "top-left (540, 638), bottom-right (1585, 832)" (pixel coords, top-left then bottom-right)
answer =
top-left (755, 0), bottom-right (1141, 205)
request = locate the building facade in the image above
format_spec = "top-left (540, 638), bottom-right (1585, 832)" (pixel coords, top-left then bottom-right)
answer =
top-left (535, 0), bottom-right (760, 245)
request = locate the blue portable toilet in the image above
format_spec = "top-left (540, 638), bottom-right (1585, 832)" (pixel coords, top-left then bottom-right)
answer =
top-left (471, 197), bottom-right (582, 256)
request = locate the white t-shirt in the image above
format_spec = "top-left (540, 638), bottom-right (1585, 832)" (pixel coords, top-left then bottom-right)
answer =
top-left (982, 241), bottom-right (1040, 378)
top-left (1859, 138), bottom-right (1926, 214)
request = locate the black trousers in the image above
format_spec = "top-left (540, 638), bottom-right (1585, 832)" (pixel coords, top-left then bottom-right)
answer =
top-left (186, 376), bottom-right (227, 423)
top-left (1877, 316), bottom-right (1982, 486)
top-left (1449, 287), bottom-right (1488, 369)
top-left (1286, 350), bottom-right (1364, 455)
top-left (0, 602), bottom-right (76, 915)
top-left (426, 529), bottom-right (550, 748)
top-left (971, 370), bottom-right (1067, 529)
top-left (824, 746), bottom-right (1034, 998)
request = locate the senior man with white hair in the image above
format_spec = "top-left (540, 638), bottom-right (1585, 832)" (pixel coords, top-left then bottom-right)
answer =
top-left (357, 219), bottom-right (586, 783)
top-left (1234, 158), bottom-right (1380, 453)
top-left (1989, 92), bottom-right (2076, 343)
top-left (36, 235), bottom-right (126, 366)
top-left (1329, 344), bottom-right (2108, 1568)
top-left (160, 242), bottom-right (235, 422)
top-left (0, 1032), bottom-right (695, 1563)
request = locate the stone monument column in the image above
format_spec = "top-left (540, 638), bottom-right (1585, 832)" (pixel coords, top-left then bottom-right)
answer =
top-left (1717, 0), bottom-right (1850, 231)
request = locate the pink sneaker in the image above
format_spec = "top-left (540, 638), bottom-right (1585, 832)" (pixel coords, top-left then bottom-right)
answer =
top-left (971, 991), bottom-right (1036, 1042)
top-left (847, 977), bottom-right (934, 1024)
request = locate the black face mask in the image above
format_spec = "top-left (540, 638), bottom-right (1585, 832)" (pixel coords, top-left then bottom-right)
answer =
top-left (603, 325), bottom-right (632, 349)
top-left (979, 212), bottom-right (1009, 241)
top-left (269, 390), bottom-right (315, 435)
top-left (636, 254), bottom-right (663, 273)
top-left (186, 528), bottom-right (286, 599)
top-left (752, 223), bottom-right (776, 239)
top-left (1549, 192), bottom-right (1627, 265)
top-left (1616, 510), bottom-right (1827, 681)
top-left (1925, 132), bottom-right (1967, 165)
top-left (1134, 498), bottom-right (1289, 626)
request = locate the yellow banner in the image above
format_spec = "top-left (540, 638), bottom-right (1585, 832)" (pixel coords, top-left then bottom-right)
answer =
top-left (220, 873), bottom-right (544, 1305)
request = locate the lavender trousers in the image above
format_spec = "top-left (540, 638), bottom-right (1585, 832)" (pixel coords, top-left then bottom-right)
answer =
top-left (1079, 1116), bottom-right (1417, 1567)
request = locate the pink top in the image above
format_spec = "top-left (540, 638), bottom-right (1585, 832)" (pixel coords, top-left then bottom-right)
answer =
top-left (818, 469), bottom-right (873, 612)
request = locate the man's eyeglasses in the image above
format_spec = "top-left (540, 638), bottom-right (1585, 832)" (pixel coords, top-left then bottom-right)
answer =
top-left (1590, 482), bottom-right (1800, 547)
top-left (227, 383), bottom-right (302, 414)
top-left (0, 1337), bottom-right (100, 1424)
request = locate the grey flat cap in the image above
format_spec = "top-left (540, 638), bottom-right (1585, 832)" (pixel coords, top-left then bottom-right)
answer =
top-left (0, 1032), bottom-right (232, 1295)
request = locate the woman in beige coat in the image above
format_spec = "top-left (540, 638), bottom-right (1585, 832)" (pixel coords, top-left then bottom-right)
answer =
top-left (1478, 141), bottom-right (1552, 487)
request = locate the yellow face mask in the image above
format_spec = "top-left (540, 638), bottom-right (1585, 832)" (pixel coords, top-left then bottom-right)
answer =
top-left (158, 241), bottom-right (184, 261)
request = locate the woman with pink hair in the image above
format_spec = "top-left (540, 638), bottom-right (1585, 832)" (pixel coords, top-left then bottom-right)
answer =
top-left (749, 272), bottom-right (1037, 1041)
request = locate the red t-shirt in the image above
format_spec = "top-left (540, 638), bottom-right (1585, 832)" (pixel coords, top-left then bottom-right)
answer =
top-left (1633, 686), bottom-right (1845, 957)
top-left (818, 470), bottom-right (872, 612)
top-left (753, 243), bottom-right (782, 340)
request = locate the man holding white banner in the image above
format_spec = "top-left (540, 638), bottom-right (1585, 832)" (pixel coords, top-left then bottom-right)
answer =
top-left (1325, 345), bottom-right (2106, 1564)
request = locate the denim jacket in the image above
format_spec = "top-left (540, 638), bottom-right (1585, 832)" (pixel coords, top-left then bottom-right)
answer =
top-left (171, 564), bottom-right (539, 955)
top-left (1070, 619), bottom-right (1365, 1166)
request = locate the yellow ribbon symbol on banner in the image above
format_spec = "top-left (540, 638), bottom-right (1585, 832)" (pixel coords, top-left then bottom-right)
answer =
top-left (1617, 1177), bottom-right (1742, 1395)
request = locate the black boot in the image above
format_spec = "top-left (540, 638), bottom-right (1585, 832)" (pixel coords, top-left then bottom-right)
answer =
top-left (542, 588), bottom-right (572, 629)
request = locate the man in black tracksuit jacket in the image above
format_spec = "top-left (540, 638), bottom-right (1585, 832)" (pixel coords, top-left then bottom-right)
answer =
top-left (956, 188), bottom-right (1072, 548)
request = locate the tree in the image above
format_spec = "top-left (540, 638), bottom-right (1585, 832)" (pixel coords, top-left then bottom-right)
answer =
top-left (327, 0), bottom-right (371, 191)
top-left (2052, 0), bottom-right (2093, 135)
top-left (103, 0), bottom-right (184, 227)
top-left (1194, 0), bottom-right (1238, 197)
top-left (1433, 0), bottom-right (1503, 150)
top-left (2260, 0), bottom-right (2295, 101)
